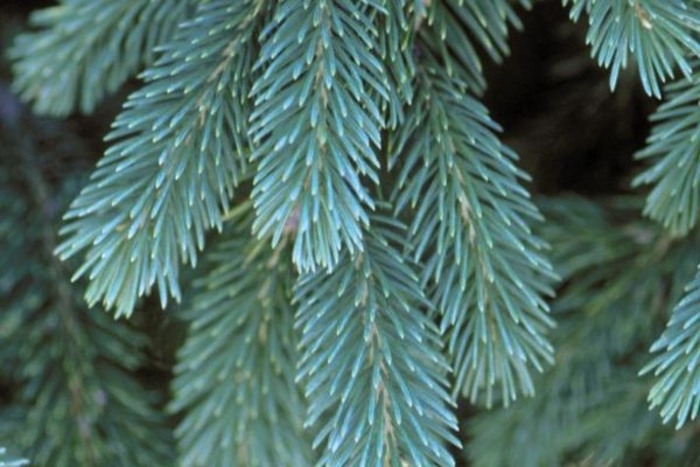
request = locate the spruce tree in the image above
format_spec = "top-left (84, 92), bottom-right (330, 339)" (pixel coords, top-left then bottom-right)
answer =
top-left (3, 0), bottom-right (700, 465)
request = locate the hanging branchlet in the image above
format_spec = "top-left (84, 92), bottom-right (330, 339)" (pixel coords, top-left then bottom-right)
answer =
top-left (0, 100), bottom-right (172, 467)
top-left (634, 62), bottom-right (700, 236)
top-left (467, 196), bottom-right (700, 466)
top-left (9, 0), bottom-right (196, 115)
top-left (53, 0), bottom-right (266, 317)
top-left (294, 213), bottom-right (460, 466)
top-left (417, 0), bottom-right (532, 94)
top-left (249, 0), bottom-right (395, 273)
top-left (390, 46), bottom-right (556, 406)
top-left (642, 265), bottom-right (700, 429)
top-left (170, 203), bottom-right (311, 466)
top-left (563, 0), bottom-right (700, 98)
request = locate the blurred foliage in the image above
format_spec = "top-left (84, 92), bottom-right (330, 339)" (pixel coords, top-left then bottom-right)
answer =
top-left (2, 0), bottom-right (700, 466)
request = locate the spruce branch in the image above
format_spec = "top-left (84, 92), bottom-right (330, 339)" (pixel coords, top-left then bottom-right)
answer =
top-left (467, 378), bottom-right (653, 467)
top-left (0, 116), bottom-right (172, 466)
top-left (295, 214), bottom-right (460, 466)
top-left (446, 0), bottom-right (531, 62)
top-left (376, 0), bottom-right (418, 127)
top-left (391, 50), bottom-right (556, 407)
top-left (249, 0), bottom-right (394, 272)
top-left (468, 196), bottom-right (698, 466)
top-left (634, 65), bottom-right (700, 236)
top-left (643, 265), bottom-right (700, 429)
top-left (10, 0), bottom-right (195, 115)
top-left (169, 203), bottom-right (311, 466)
top-left (54, 0), bottom-right (266, 317)
top-left (563, 0), bottom-right (700, 98)
top-left (420, 0), bottom-right (531, 94)
top-left (10, 0), bottom-right (700, 464)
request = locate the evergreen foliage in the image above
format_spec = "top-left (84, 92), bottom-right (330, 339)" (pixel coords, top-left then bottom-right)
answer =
top-left (10, 0), bottom-right (196, 115)
top-left (643, 266), bottom-right (700, 429)
top-left (5, 0), bottom-right (700, 465)
top-left (250, 0), bottom-right (393, 273)
top-left (467, 195), bottom-right (700, 466)
top-left (170, 202), bottom-right (311, 466)
top-left (295, 213), bottom-right (459, 465)
top-left (390, 54), bottom-right (556, 408)
top-left (0, 95), bottom-right (172, 465)
top-left (563, 0), bottom-right (700, 97)
top-left (52, 0), bottom-right (263, 317)
top-left (634, 63), bottom-right (700, 235)
top-left (421, 0), bottom-right (531, 93)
